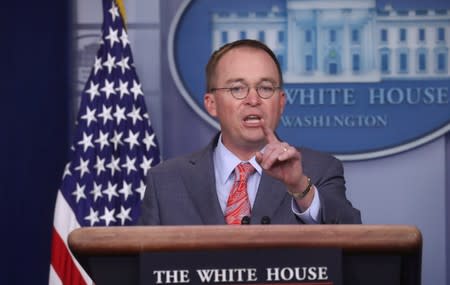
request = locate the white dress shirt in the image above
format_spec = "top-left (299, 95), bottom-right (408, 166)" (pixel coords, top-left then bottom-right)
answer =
top-left (213, 135), bottom-right (321, 223)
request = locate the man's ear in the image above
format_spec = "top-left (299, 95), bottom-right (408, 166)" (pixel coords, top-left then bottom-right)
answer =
top-left (204, 93), bottom-right (217, 117)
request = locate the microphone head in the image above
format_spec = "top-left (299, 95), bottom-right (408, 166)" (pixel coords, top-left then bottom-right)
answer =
top-left (241, 216), bottom-right (251, 225)
top-left (261, 216), bottom-right (271, 225)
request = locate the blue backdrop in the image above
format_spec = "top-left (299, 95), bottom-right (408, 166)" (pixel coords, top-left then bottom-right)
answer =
top-left (1, 1), bottom-right (70, 284)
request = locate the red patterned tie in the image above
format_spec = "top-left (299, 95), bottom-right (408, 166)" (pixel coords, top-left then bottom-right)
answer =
top-left (225, 163), bottom-right (255, 225)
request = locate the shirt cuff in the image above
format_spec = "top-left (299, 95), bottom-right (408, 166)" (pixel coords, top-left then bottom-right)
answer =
top-left (291, 185), bottom-right (321, 224)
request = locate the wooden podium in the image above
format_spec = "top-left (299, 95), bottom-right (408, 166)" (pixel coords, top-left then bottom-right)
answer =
top-left (68, 225), bottom-right (422, 285)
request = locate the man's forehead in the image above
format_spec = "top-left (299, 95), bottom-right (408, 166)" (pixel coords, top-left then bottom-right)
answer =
top-left (220, 45), bottom-right (266, 59)
top-left (217, 48), bottom-right (279, 73)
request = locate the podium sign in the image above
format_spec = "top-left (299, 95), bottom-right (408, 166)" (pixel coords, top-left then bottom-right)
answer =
top-left (140, 248), bottom-right (341, 285)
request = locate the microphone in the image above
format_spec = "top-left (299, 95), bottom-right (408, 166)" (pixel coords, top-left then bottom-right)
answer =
top-left (241, 216), bottom-right (251, 225)
top-left (261, 216), bottom-right (271, 225)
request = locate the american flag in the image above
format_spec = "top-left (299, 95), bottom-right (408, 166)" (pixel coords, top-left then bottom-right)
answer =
top-left (49, 0), bottom-right (160, 284)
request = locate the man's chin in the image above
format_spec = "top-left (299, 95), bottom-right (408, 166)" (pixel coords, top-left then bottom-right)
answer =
top-left (242, 134), bottom-right (266, 148)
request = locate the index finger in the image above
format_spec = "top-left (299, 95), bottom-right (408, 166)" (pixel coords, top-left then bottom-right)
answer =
top-left (260, 118), bottom-right (279, 144)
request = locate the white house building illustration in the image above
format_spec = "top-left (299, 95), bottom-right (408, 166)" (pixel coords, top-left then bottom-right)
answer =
top-left (211, 0), bottom-right (450, 83)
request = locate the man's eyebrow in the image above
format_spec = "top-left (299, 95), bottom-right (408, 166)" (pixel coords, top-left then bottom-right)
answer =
top-left (224, 78), bottom-right (245, 85)
top-left (224, 78), bottom-right (278, 86)
top-left (259, 78), bottom-right (278, 85)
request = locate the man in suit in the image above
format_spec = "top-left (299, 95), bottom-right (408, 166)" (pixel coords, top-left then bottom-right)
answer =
top-left (139, 39), bottom-right (361, 225)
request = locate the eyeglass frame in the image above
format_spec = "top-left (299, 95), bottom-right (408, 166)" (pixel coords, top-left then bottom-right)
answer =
top-left (209, 85), bottom-right (282, 100)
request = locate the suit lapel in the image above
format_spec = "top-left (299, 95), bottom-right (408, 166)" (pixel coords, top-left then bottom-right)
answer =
top-left (251, 173), bottom-right (288, 223)
top-left (180, 136), bottom-right (226, 225)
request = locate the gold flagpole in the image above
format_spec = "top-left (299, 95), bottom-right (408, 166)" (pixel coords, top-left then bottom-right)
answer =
top-left (115, 0), bottom-right (127, 27)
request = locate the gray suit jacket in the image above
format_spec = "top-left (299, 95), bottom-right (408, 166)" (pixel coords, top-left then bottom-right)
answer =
top-left (139, 134), bottom-right (361, 225)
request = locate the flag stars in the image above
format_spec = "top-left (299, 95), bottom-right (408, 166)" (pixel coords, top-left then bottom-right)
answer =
top-left (140, 156), bottom-right (153, 176)
top-left (122, 155), bottom-right (137, 175)
top-left (127, 106), bottom-right (143, 125)
top-left (120, 30), bottom-right (130, 48)
top-left (95, 130), bottom-right (110, 150)
top-left (117, 56), bottom-right (130, 74)
top-left (105, 27), bottom-right (120, 48)
top-left (74, 157), bottom-right (90, 178)
top-left (62, 162), bottom-right (72, 179)
top-left (101, 79), bottom-right (116, 99)
top-left (143, 132), bottom-right (157, 151)
top-left (106, 156), bottom-right (121, 176)
top-left (90, 182), bottom-right (104, 202)
top-left (54, 0), bottom-right (161, 241)
top-left (116, 206), bottom-right (132, 225)
top-left (98, 105), bottom-right (114, 124)
top-left (118, 181), bottom-right (133, 201)
top-left (78, 132), bottom-right (94, 152)
top-left (130, 80), bottom-right (144, 99)
top-left (80, 106), bottom-right (97, 127)
top-left (93, 56), bottom-right (103, 75)
top-left (72, 183), bottom-right (87, 203)
top-left (113, 105), bottom-right (127, 125)
top-left (102, 182), bottom-right (119, 202)
top-left (110, 131), bottom-right (124, 150)
top-left (84, 207), bottom-right (100, 226)
top-left (135, 180), bottom-right (147, 200)
top-left (108, 3), bottom-right (120, 22)
top-left (100, 207), bottom-right (116, 226)
top-left (116, 79), bottom-right (130, 99)
top-left (85, 81), bottom-right (100, 100)
top-left (93, 156), bottom-right (106, 176)
top-left (102, 53), bottom-right (116, 74)
top-left (124, 130), bottom-right (140, 150)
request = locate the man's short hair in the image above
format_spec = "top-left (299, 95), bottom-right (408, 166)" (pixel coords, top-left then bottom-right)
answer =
top-left (205, 39), bottom-right (283, 92)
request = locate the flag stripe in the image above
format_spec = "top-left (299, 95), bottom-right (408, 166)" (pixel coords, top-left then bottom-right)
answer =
top-left (49, 266), bottom-right (63, 285)
top-left (51, 191), bottom-right (92, 284)
top-left (53, 191), bottom-right (81, 240)
top-left (51, 228), bottom-right (87, 285)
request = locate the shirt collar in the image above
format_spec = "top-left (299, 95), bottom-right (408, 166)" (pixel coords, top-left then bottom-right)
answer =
top-left (213, 134), bottom-right (262, 185)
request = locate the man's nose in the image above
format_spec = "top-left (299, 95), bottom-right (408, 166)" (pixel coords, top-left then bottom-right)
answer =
top-left (245, 87), bottom-right (261, 105)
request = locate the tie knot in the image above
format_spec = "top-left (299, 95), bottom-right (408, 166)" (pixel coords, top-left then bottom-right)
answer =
top-left (235, 163), bottom-right (255, 182)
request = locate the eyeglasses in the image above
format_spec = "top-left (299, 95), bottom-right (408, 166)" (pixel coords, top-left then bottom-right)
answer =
top-left (210, 85), bottom-right (281, 100)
